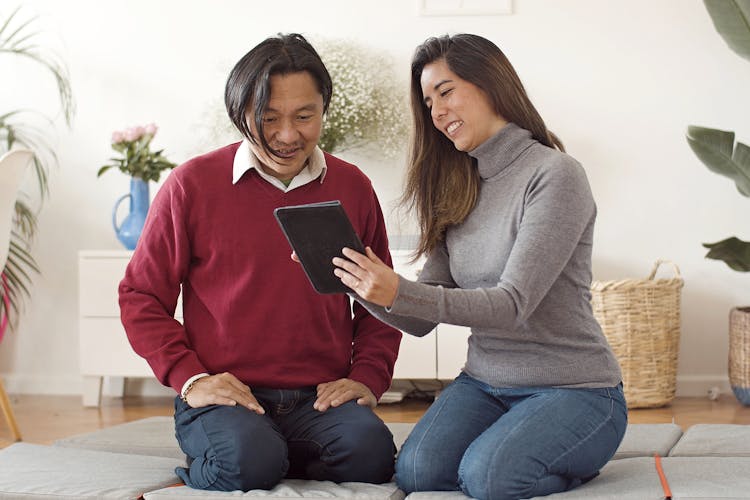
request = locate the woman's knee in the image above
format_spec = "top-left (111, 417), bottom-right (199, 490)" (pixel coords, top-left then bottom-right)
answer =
top-left (458, 453), bottom-right (545, 500)
top-left (459, 443), bottom-right (583, 500)
top-left (395, 438), bottom-right (456, 493)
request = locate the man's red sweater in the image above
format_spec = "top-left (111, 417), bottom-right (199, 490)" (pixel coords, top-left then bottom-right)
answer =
top-left (118, 143), bottom-right (401, 399)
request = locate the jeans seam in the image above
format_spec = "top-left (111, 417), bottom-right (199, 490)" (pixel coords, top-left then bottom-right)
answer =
top-left (480, 389), bottom-right (564, 498)
top-left (410, 388), bottom-right (452, 491)
top-left (545, 390), bottom-right (615, 474)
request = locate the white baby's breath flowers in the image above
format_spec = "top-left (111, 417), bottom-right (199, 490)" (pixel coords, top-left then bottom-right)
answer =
top-left (316, 39), bottom-right (409, 158)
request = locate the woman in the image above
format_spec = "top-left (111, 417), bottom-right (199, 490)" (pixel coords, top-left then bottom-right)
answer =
top-left (333, 34), bottom-right (627, 500)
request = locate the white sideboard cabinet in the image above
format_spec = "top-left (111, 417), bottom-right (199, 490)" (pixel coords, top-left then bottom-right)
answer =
top-left (78, 249), bottom-right (469, 406)
top-left (78, 250), bottom-right (179, 406)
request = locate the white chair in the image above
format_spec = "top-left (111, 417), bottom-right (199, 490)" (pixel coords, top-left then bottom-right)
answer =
top-left (0, 148), bottom-right (33, 442)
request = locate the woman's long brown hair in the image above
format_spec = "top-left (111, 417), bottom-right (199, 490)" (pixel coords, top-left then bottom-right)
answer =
top-left (403, 34), bottom-right (564, 259)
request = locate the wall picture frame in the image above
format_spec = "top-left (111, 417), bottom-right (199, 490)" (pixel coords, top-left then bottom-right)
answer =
top-left (418, 0), bottom-right (513, 16)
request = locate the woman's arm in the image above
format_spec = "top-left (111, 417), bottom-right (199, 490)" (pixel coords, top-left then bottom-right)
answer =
top-left (336, 240), bottom-right (457, 336)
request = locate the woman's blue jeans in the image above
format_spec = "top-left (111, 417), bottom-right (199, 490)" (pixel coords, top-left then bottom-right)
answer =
top-left (395, 373), bottom-right (627, 500)
top-left (173, 387), bottom-right (395, 491)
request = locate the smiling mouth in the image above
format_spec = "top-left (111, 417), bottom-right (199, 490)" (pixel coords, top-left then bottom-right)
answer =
top-left (272, 146), bottom-right (301, 158)
top-left (446, 121), bottom-right (463, 136)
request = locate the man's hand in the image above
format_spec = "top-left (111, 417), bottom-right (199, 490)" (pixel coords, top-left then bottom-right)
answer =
top-left (184, 372), bottom-right (265, 414)
top-left (314, 378), bottom-right (377, 411)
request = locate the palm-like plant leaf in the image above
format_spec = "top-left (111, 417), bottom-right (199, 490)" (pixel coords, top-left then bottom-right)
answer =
top-left (0, 6), bottom-right (74, 123)
top-left (686, 126), bottom-right (750, 197)
top-left (686, 127), bottom-right (750, 271)
top-left (0, 6), bottom-right (74, 331)
top-left (704, 0), bottom-right (750, 63)
top-left (13, 198), bottom-right (36, 240)
top-left (687, 2), bottom-right (750, 278)
top-left (703, 237), bottom-right (750, 272)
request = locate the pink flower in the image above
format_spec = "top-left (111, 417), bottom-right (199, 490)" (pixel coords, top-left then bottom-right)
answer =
top-left (112, 124), bottom-right (159, 144)
top-left (123, 127), bottom-right (140, 142)
top-left (111, 130), bottom-right (125, 144)
top-left (101, 122), bottom-right (176, 182)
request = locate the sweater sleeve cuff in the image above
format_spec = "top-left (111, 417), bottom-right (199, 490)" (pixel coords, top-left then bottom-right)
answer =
top-left (168, 356), bottom-right (209, 395)
top-left (387, 276), bottom-right (441, 321)
top-left (348, 364), bottom-right (391, 401)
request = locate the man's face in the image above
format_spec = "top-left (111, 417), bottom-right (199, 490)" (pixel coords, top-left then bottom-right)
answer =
top-left (246, 71), bottom-right (324, 182)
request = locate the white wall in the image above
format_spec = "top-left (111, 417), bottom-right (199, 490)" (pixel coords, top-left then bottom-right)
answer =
top-left (2, 0), bottom-right (748, 397)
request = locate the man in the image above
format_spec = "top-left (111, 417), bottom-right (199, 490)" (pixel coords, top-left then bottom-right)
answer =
top-left (119, 33), bottom-right (401, 492)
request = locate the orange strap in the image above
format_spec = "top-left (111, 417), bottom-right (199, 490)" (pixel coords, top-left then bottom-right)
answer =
top-left (654, 454), bottom-right (672, 500)
top-left (137, 482), bottom-right (184, 499)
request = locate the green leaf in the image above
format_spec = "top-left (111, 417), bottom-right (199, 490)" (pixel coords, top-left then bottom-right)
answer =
top-left (686, 126), bottom-right (750, 197)
top-left (0, 7), bottom-right (22, 39)
top-left (0, 15), bottom-right (75, 124)
top-left (97, 165), bottom-right (113, 177)
top-left (13, 200), bottom-right (36, 239)
top-left (703, 237), bottom-right (750, 272)
top-left (704, 0), bottom-right (750, 63)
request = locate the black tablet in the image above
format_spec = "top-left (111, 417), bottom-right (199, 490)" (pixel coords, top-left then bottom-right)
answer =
top-left (274, 200), bottom-right (366, 294)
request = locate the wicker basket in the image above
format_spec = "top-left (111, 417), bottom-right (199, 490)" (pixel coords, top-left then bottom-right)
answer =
top-left (729, 307), bottom-right (750, 406)
top-left (591, 260), bottom-right (684, 408)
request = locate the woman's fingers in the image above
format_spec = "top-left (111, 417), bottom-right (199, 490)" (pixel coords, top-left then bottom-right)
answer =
top-left (341, 247), bottom-right (372, 267)
top-left (332, 256), bottom-right (365, 280)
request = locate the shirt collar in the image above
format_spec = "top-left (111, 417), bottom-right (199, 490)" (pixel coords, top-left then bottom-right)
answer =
top-left (232, 139), bottom-right (327, 191)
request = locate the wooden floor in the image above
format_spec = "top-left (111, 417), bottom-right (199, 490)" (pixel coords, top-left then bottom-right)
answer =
top-left (1, 393), bottom-right (749, 449)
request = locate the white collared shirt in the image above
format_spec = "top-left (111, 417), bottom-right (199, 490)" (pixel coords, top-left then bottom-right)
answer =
top-left (232, 139), bottom-right (327, 191)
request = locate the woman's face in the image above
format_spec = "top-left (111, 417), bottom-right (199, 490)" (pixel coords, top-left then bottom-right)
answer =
top-left (420, 59), bottom-right (507, 152)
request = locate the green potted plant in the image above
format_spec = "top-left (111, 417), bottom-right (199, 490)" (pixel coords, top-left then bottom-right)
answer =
top-left (98, 124), bottom-right (176, 249)
top-left (0, 6), bottom-right (74, 331)
top-left (686, 0), bottom-right (750, 405)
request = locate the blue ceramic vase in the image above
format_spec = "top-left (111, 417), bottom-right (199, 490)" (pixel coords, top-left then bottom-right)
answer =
top-left (112, 177), bottom-right (149, 250)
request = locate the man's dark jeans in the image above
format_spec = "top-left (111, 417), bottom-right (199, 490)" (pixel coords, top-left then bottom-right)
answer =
top-left (173, 386), bottom-right (395, 491)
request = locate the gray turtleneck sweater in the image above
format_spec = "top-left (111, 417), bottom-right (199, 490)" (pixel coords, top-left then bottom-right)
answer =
top-left (359, 123), bottom-right (621, 388)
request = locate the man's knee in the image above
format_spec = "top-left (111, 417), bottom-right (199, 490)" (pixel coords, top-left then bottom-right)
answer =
top-left (328, 418), bottom-right (395, 483)
top-left (195, 426), bottom-right (289, 491)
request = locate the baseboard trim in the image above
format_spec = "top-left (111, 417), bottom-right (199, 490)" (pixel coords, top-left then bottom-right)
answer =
top-left (0, 373), bottom-right (171, 396)
top-left (675, 374), bottom-right (731, 398)
top-left (0, 373), bottom-right (83, 395)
